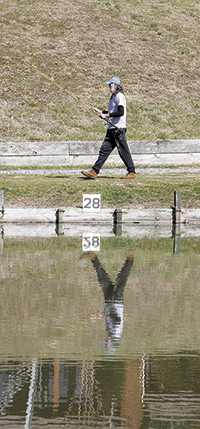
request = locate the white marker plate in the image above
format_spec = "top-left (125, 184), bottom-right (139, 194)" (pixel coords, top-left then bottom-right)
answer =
top-left (83, 194), bottom-right (101, 212)
top-left (82, 233), bottom-right (100, 252)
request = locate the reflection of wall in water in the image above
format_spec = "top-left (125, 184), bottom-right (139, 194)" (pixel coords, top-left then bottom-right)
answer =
top-left (1, 355), bottom-right (200, 425)
top-left (0, 364), bottom-right (31, 417)
top-left (142, 354), bottom-right (200, 425)
top-left (0, 360), bottom-right (126, 422)
top-left (120, 358), bottom-right (144, 428)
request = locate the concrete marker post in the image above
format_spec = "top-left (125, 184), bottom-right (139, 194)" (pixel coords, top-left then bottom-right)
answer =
top-left (113, 208), bottom-right (122, 224)
top-left (174, 191), bottom-right (181, 222)
top-left (55, 208), bottom-right (65, 235)
top-left (0, 190), bottom-right (4, 218)
top-left (172, 191), bottom-right (181, 255)
top-left (0, 226), bottom-right (3, 255)
top-left (113, 209), bottom-right (123, 236)
top-left (55, 208), bottom-right (65, 223)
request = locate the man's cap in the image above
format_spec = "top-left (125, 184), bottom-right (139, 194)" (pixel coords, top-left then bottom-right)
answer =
top-left (106, 77), bottom-right (121, 85)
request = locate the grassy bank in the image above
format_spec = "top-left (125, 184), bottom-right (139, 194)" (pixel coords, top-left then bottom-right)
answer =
top-left (0, 168), bottom-right (199, 209)
top-left (1, 0), bottom-right (200, 142)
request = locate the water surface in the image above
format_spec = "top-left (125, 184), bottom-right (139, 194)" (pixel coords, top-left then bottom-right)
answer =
top-left (0, 230), bottom-right (200, 427)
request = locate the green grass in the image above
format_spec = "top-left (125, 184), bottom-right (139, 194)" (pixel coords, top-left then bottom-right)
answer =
top-left (0, 170), bottom-right (199, 209)
top-left (0, 0), bottom-right (200, 142)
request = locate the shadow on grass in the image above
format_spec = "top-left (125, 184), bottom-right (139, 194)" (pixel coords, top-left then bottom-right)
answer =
top-left (80, 175), bottom-right (120, 180)
top-left (44, 175), bottom-right (72, 179)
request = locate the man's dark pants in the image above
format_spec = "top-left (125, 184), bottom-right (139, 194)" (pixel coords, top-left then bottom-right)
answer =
top-left (92, 129), bottom-right (136, 174)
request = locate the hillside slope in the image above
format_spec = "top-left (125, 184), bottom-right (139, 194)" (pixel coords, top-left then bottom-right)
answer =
top-left (0, 0), bottom-right (200, 142)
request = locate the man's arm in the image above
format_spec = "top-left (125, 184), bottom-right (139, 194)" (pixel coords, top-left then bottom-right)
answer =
top-left (93, 106), bottom-right (124, 119)
top-left (109, 105), bottom-right (124, 117)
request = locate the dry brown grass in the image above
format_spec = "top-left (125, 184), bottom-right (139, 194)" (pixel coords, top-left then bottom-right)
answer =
top-left (0, 0), bottom-right (200, 142)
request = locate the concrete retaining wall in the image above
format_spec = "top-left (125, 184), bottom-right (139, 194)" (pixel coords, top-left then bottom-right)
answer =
top-left (2, 207), bottom-right (200, 225)
top-left (0, 139), bottom-right (200, 166)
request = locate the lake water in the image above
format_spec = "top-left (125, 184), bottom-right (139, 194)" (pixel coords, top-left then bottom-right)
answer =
top-left (0, 225), bottom-right (200, 428)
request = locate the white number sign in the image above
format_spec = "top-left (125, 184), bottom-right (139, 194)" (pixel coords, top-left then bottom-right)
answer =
top-left (83, 194), bottom-right (101, 212)
top-left (82, 233), bottom-right (100, 252)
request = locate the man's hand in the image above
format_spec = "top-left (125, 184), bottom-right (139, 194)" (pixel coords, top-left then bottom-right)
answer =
top-left (92, 108), bottom-right (102, 115)
top-left (93, 108), bottom-right (109, 119)
top-left (99, 112), bottom-right (109, 119)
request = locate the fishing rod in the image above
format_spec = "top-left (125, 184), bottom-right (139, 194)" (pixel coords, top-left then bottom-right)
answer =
top-left (26, 61), bottom-right (119, 130)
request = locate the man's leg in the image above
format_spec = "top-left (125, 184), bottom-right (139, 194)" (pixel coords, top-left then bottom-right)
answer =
top-left (112, 129), bottom-right (137, 178)
top-left (92, 130), bottom-right (115, 174)
top-left (113, 254), bottom-right (135, 300)
top-left (88, 255), bottom-right (116, 301)
top-left (81, 131), bottom-right (115, 179)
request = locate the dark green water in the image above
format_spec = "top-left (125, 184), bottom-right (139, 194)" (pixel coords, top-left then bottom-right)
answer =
top-left (0, 231), bottom-right (200, 427)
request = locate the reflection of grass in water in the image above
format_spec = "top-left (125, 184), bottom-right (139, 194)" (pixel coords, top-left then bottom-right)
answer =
top-left (1, 236), bottom-right (200, 357)
top-left (3, 235), bottom-right (200, 254)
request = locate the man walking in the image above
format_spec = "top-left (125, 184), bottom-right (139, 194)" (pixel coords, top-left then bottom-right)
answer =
top-left (81, 77), bottom-right (137, 179)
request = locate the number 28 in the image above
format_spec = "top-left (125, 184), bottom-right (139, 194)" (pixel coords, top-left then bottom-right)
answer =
top-left (83, 194), bottom-right (101, 212)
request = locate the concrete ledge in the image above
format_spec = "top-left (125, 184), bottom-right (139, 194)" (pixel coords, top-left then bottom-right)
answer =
top-left (1, 140), bottom-right (200, 166)
top-left (2, 207), bottom-right (200, 225)
top-left (70, 140), bottom-right (200, 155)
top-left (2, 224), bottom-right (200, 239)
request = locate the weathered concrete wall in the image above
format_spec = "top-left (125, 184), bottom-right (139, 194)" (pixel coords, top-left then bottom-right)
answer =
top-left (2, 207), bottom-right (200, 224)
top-left (0, 140), bottom-right (200, 165)
top-left (2, 222), bottom-right (200, 239)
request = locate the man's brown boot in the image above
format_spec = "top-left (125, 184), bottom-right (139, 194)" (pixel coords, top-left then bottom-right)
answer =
top-left (81, 169), bottom-right (98, 179)
top-left (121, 172), bottom-right (137, 179)
top-left (126, 252), bottom-right (135, 259)
top-left (80, 252), bottom-right (97, 261)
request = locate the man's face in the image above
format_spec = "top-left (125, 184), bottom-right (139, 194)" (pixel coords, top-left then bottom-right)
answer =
top-left (109, 83), bottom-right (117, 94)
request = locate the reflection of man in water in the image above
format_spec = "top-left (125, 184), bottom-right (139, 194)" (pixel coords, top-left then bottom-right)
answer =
top-left (82, 252), bottom-right (135, 351)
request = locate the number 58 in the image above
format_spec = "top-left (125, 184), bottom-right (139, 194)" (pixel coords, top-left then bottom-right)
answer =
top-left (82, 233), bottom-right (100, 251)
